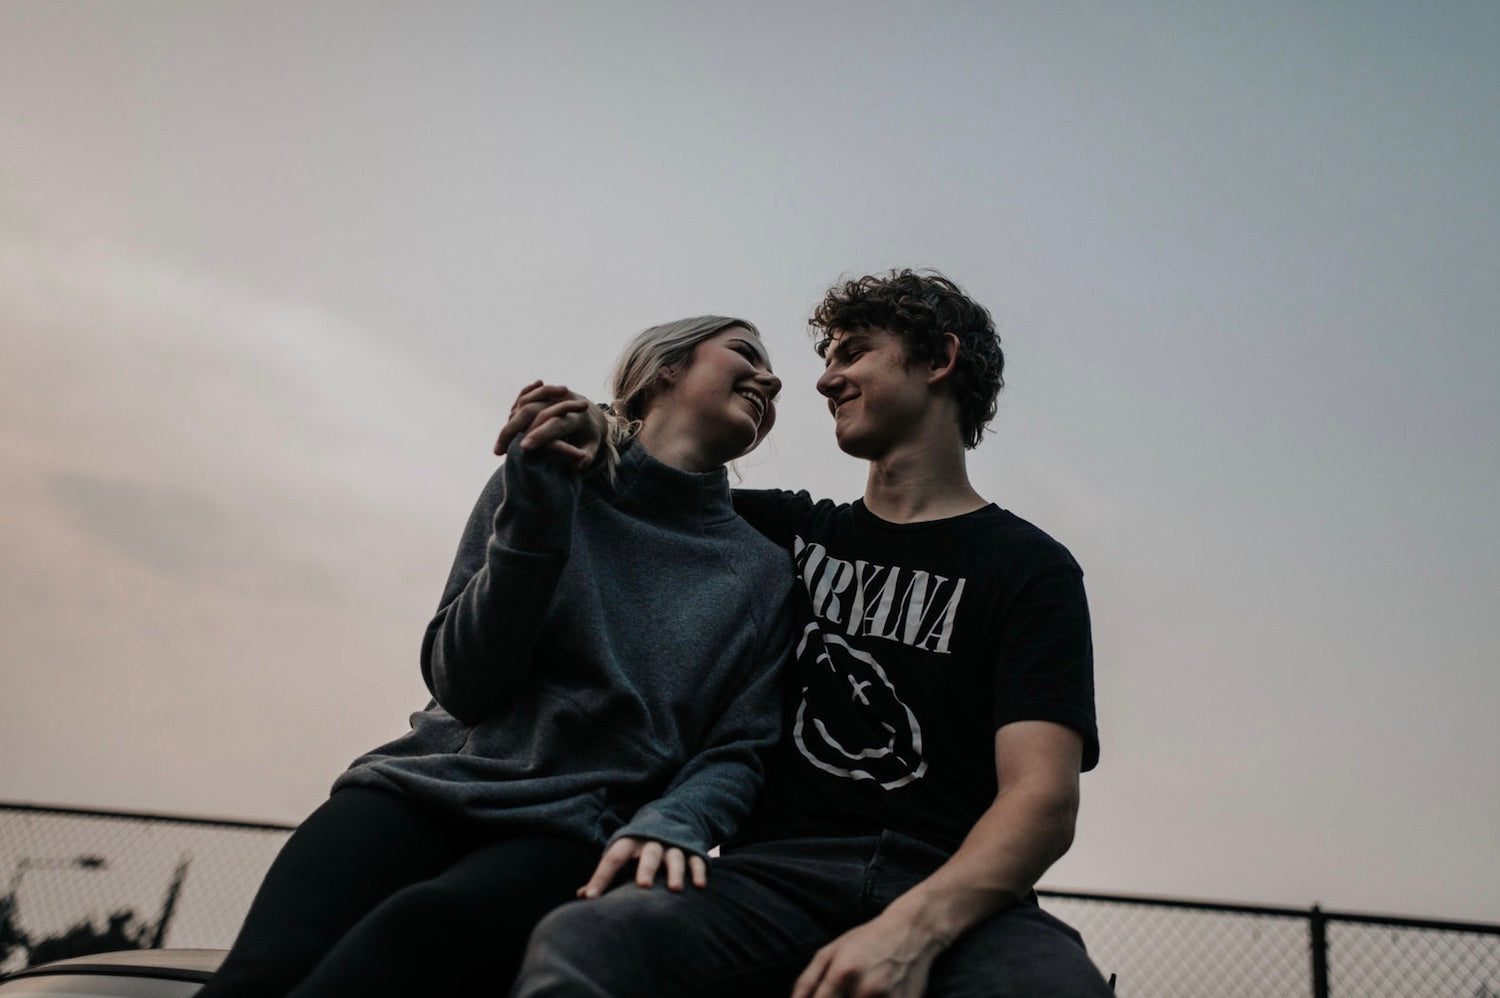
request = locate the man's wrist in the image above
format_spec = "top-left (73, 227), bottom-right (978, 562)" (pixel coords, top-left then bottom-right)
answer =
top-left (885, 876), bottom-right (1022, 950)
top-left (881, 890), bottom-right (964, 953)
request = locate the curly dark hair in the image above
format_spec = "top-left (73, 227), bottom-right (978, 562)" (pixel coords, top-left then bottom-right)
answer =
top-left (810, 269), bottom-right (1004, 449)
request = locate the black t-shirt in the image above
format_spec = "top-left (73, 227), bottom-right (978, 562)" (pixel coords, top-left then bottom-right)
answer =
top-left (729, 489), bottom-right (1099, 853)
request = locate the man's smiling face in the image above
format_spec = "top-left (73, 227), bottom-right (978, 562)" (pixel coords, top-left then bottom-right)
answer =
top-left (814, 327), bottom-right (931, 459)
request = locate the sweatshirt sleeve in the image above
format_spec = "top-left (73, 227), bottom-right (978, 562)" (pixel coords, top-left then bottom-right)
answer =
top-left (419, 438), bottom-right (582, 726)
top-left (609, 585), bottom-right (794, 858)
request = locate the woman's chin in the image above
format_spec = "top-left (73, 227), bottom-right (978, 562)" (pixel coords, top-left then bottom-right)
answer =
top-left (701, 424), bottom-right (764, 464)
top-left (737, 427), bottom-right (774, 461)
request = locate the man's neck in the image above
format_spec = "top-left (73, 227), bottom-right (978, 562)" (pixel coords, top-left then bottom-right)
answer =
top-left (860, 438), bottom-right (988, 525)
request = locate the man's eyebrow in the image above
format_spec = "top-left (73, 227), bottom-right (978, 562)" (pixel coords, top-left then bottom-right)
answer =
top-left (824, 332), bottom-right (869, 365)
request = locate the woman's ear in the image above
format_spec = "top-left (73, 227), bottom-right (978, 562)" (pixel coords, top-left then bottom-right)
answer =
top-left (637, 365), bottom-right (679, 418)
top-left (926, 332), bottom-right (960, 385)
top-left (653, 365), bottom-right (680, 393)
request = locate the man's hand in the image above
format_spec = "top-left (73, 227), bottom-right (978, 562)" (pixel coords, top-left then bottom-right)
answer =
top-left (791, 909), bottom-right (945, 998)
top-left (577, 836), bottom-right (708, 899)
top-left (494, 381), bottom-right (608, 472)
top-left (792, 721), bottom-right (1085, 998)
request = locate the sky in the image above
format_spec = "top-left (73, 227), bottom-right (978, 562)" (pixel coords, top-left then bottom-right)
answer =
top-left (1, 1), bottom-right (1497, 924)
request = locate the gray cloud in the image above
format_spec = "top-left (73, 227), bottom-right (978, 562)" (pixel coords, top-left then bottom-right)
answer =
top-left (49, 472), bottom-right (236, 580)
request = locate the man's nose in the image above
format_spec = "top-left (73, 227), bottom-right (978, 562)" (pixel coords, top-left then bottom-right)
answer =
top-left (815, 366), bottom-right (841, 398)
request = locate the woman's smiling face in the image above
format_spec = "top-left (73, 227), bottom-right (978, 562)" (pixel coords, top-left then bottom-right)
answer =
top-left (660, 326), bottom-right (781, 461)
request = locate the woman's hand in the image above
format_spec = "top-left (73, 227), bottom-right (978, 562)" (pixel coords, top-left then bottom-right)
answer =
top-left (494, 381), bottom-right (608, 473)
top-left (576, 836), bottom-right (708, 899)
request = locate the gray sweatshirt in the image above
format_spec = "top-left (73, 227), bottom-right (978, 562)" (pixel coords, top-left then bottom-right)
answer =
top-left (333, 439), bottom-right (794, 857)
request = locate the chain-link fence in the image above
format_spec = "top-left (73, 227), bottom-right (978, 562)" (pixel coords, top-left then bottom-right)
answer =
top-left (1041, 889), bottom-right (1500, 997)
top-left (2, 801), bottom-right (1497, 994)
top-left (0, 802), bottom-right (292, 973)
top-left (1042, 890), bottom-right (1311, 995)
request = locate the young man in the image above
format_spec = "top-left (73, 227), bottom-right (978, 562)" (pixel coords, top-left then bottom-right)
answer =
top-left (500, 270), bottom-right (1110, 997)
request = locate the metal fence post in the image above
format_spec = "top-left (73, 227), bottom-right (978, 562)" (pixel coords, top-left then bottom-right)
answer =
top-left (148, 856), bottom-right (191, 949)
top-left (1310, 903), bottom-right (1329, 998)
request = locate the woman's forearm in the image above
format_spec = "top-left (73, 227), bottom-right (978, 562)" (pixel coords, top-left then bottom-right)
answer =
top-left (420, 443), bottom-right (580, 723)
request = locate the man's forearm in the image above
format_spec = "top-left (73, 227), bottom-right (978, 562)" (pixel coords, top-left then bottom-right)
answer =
top-left (882, 780), bottom-right (1079, 948)
top-left (787, 777), bottom-right (1081, 998)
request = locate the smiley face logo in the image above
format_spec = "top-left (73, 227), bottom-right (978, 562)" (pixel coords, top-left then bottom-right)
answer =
top-left (791, 622), bottom-right (926, 790)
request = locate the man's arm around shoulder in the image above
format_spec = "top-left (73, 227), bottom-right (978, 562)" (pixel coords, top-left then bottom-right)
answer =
top-left (792, 720), bottom-right (1083, 998)
top-left (732, 487), bottom-right (818, 549)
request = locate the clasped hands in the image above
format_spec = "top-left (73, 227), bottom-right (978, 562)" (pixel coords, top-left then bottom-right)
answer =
top-left (494, 381), bottom-right (608, 473)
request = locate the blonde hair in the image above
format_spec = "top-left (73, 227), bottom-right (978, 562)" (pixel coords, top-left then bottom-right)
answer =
top-left (600, 315), bottom-right (766, 467)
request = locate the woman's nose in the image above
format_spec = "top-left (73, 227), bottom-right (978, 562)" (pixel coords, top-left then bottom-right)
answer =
top-left (760, 370), bottom-right (783, 399)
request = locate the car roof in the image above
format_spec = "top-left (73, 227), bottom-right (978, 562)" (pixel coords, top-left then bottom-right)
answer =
top-left (4, 949), bottom-right (225, 982)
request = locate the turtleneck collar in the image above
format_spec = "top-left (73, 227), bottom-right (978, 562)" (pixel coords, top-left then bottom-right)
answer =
top-left (603, 439), bottom-right (736, 525)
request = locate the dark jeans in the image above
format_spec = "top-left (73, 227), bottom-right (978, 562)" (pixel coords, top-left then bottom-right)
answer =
top-left (513, 831), bottom-right (1113, 998)
top-left (199, 787), bottom-right (598, 998)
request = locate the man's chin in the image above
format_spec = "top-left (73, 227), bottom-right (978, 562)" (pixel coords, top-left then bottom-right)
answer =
top-left (832, 426), bottom-right (879, 460)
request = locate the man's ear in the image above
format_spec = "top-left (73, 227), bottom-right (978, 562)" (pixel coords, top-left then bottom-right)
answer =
top-left (926, 332), bottom-right (960, 386)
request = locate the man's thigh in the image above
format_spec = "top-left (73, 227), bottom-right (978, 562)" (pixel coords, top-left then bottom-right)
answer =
top-left (926, 900), bottom-right (1114, 998)
top-left (514, 837), bottom-right (875, 998)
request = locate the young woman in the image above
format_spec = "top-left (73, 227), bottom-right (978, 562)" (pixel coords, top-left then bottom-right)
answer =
top-left (200, 317), bottom-right (792, 997)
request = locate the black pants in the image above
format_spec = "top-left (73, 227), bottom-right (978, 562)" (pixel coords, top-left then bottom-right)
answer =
top-left (199, 787), bottom-right (599, 998)
top-left (516, 832), bottom-right (1113, 998)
